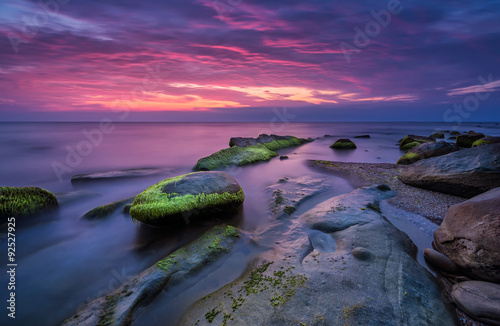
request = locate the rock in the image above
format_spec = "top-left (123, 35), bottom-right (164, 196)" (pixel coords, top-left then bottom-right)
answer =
top-left (423, 248), bottom-right (459, 273)
top-left (473, 136), bottom-right (500, 147)
top-left (400, 141), bottom-right (421, 152)
top-left (450, 131), bottom-right (462, 136)
top-left (179, 186), bottom-right (455, 326)
top-left (330, 138), bottom-right (356, 149)
top-left (195, 134), bottom-right (309, 170)
top-left (434, 187), bottom-right (500, 282)
top-left (71, 168), bottom-right (166, 183)
top-left (397, 141), bottom-right (460, 165)
top-left (279, 155), bottom-right (289, 160)
top-left (399, 144), bottom-right (500, 198)
top-left (352, 247), bottom-right (372, 260)
top-left (430, 132), bottom-right (445, 139)
top-left (353, 135), bottom-right (370, 138)
top-left (452, 281), bottom-right (500, 326)
top-left (267, 176), bottom-right (329, 219)
top-left (82, 197), bottom-right (135, 220)
top-left (399, 134), bottom-right (436, 150)
top-left (130, 171), bottom-right (245, 226)
top-left (308, 230), bottom-right (337, 252)
top-left (456, 132), bottom-right (485, 148)
top-left (0, 186), bottom-right (58, 219)
top-left (62, 225), bottom-right (240, 326)
top-left (122, 204), bottom-right (132, 214)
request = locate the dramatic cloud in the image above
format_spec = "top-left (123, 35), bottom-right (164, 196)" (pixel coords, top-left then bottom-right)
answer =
top-left (0, 0), bottom-right (499, 121)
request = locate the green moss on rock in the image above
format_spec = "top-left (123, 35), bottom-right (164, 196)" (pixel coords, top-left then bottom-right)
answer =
top-left (400, 142), bottom-right (420, 152)
top-left (472, 137), bottom-right (500, 147)
top-left (260, 137), bottom-right (307, 151)
top-left (330, 139), bottom-right (357, 149)
top-left (397, 152), bottom-right (422, 165)
top-left (0, 186), bottom-right (58, 219)
top-left (193, 144), bottom-right (278, 171)
top-left (82, 197), bottom-right (135, 219)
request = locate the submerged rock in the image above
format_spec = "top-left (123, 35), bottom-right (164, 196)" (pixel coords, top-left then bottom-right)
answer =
top-left (0, 186), bottom-right (58, 219)
top-left (434, 187), bottom-right (500, 282)
top-left (430, 132), bottom-right (445, 139)
top-left (330, 138), bottom-right (356, 149)
top-left (180, 186), bottom-right (455, 326)
top-left (81, 197), bottom-right (135, 220)
top-left (61, 225), bottom-right (240, 326)
top-left (130, 171), bottom-right (244, 226)
top-left (353, 134), bottom-right (370, 138)
top-left (71, 168), bottom-right (166, 183)
top-left (397, 141), bottom-right (460, 165)
top-left (399, 144), bottom-right (500, 198)
top-left (456, 132), bottom-right (485, 148)
top-left (452, 281), bottom-right (500, 326)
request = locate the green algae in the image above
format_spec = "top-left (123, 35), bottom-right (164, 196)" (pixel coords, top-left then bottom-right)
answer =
top-left (330, 140), bottom-right (357, 149)
top-left (396, 152), bottom-right (421, 165)
top-left (283, 206), bottom-right (296, 215)
top-left (400, 141), bottom-right (420, 152)
top-left (259, 137), bottom-right (306, 151)
top-left (193, 144), bottom-right (278, 171)
top-left (0, 186), bottom-right (58, 218)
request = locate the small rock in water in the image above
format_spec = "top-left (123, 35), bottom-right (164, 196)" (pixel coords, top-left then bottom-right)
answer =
top-left (308, 230), bottom-right (337, 253)
top-left (352, 247), bottom-right (372, 260)
top-left (279, 155), bottom-right (289, 160)
top-left (452, 281), bottom-right (500, 326)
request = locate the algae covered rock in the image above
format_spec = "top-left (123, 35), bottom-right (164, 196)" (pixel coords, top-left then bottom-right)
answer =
top-left (472, 136), bottom-right (500, 147)
top-left (399, 134), bottom-right (435, 150)
top-left (330, 138), bottom-right (357, 149)
top-left (193, 144), bottom-right (277, 171)
top-left (229, 134), bottom-right (308, 151)
top-left (62, 225), bottom-right (240, 326)
top-left (456, 132), bottom-right (485, 148)
top-left (130, 171), bottom-right (244, 226)
top-left (397, 141), bottom-right (460, 165)
top-left (0, 186), bottom-right (58, 219)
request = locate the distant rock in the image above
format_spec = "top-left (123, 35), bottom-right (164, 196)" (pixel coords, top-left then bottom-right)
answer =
top-left (82, 197), bottom-right (135, 220)
top-left (399, 144), bottom-right (500, 198)
top-left (450, 131), bottom-right (461, 136)
top-left (279, 155), bottom-right (289, 160)
top-left (397, 141), bottom-right (460, 165)
top-left (71, 168), bottom-right (166, 183)
top-left (452, 281), bottom-right (500, 326)
top-left (456, 132), bottom-right (485, 148)
top-left (353, 134), bottom-right (370, 138)
top-left (0, 186), bottom-right (58, 219)
top-left (430, 132), bottom-right (445, 139)
top-left (399, 134), bottom-right (435, 151)
top-left (229, 134), bottom-right (309, 151)
top-left (330, 138), bottom-right (356, 149)
top-left (130, 171), bottom-right (244, 226)
top-left (434, 187), bottom-right (500, 282)
top-left (472, 136), bottom-right (500, 147)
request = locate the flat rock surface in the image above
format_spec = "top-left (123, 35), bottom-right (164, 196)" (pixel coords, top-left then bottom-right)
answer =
top-left (452, 281), bottom-right (500, 326)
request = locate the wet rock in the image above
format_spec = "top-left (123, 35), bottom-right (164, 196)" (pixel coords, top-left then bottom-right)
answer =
top-left (0, 186), bottom-right (58, 219)
top-left (279, 155), bottom-right (289, 160)
top-left (472, 136), bottom-right (500, 147)
top-left (456, 133), bottom-right (485, 148)
top-left (130, 171), bottom-right (244, 226)
top-left (61, 225), bottom-right (240, 326)
top-left (423, 248), bottom-right (458, 273)
top-left (452, 281), bottom-right (500, 326)
top-left (82, 197), bottom-right (135, 220)
top-left (434, 187), bottom-right (500, 282)
top-left (229, 134), bottom-right (309, 150)
top-left (399, 144), bottom-right (500, 198)
top-left (430, 132), bottom-right (445, 139)
top-left (330, 138), bottom-right (356, 149)
top-left (399, 134), bottom-right (436, 150)
top-left (71, 168), bottom-right (166, 183)
top-left (397, 141), bottom-right (460, 165)
top-left (354, 135), bottom-right (371, 138)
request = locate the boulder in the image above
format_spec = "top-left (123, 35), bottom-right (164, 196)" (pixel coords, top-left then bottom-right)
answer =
top-left (473, 136), bottom-right (500, 147)
top-left (130, 171), bottom-right (245, 226)
top-left (180, 186), bottom-right (455, 325)
top-left (450, 131), bottom-right (461, 136)
top-left (399, 144), bottom-right (500, 198)
top-left (400, 141), bottom-right (421, 152)
top-left (62, 225), bottom-right (240, 326)
top-left (452, 281), bottom-right (500, 326)
top-left (456, 132), bottom-right (485, 148)
top-left (397, 141), bottom-right (460, 165)
top-left (430, 132), bottom-right (445, 139)
top-left (434, 187), bottom-right (500, 282)
top-left (330, 138), bottom-right (356, 149)
top-left (399, 135), bottom-right (435, 150)
top-left (229, 134), bottom-right (309, 151)
top-left (0, 186), bottom-right (58, 219)
top-left (423, 248), bottom-right (458, 273)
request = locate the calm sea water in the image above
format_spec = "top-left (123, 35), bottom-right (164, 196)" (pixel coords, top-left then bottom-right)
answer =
top-left (0, 122), bottom-right (499, 326)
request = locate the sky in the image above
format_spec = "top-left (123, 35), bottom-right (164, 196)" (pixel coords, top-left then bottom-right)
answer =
top-left (1, 0), bottom-right (500, 122)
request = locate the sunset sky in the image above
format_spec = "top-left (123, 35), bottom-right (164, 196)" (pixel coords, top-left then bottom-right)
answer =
top-left (1, 0), bottom-right (499, 121)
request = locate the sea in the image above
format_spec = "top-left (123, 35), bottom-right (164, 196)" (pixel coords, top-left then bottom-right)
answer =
top-left (0, 122), bottom-right (499, 326)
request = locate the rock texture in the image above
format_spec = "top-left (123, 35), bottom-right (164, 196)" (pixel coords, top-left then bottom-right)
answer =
top-left (179, 186), bottom-right (456, 326)
top-left (473, 136), bottom-right (500, 147)
top-left (330, 138), bottom-right (357, 149)
top-left (456, 132), bottom-right (485, 148)
top-left (397, 141), bottom-right (460, 165)
top-left (0, 186), bottom-right (58, 219)
top-left (399, 135), bottom-right (436, 151)
top-left (130, 171), bottom-right (244, 226)
top-left (434, 187), bottom-right (500, 282)
top-left (452, 281), bottom-right (500, 326)
top-left (424, 248), bottom-right (458, 273)
top-left (399, 144), bottom-right (500, 198)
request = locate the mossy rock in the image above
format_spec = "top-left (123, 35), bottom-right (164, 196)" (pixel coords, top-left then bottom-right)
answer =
top-left (130, 171), bottom-right (245, 226)
top-left (399, 135), bottom-right (435, 150)
top-left (82, 197), bottom-right (135, 220)
top-left (450, 131), bottom-right (461, 136)
top-left (397, 152), bottom-right (421, 165)
top-left (400, 141), bottom-right (421, 152)
top-left (472, 137), bottom-right (500, 147)
top-left (193, 144), bottom-right (277, 171)
top-left (229, 134), bottom-right (308, 151)
top-left (429, 132), bottom-right (445, 139)
top-left (0, 186), bottom-right (58, 219)
top-left (456, 133), bottom-right (485, 148)
top-left (330, 139), bottom-right (357, 149)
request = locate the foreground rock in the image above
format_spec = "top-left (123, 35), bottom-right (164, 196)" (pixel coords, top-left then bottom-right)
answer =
top-left (399, 134), bottom-right (435, 151)
top-left (397, 141), bottom-right (460, 165)
top-left (434, 187), bottom-right (500, 282)
top-left (0, 186), bottom-right (58, 219)
top-left (195, 134), bottom-right (309, 171)
top-left (400, 144), bottom-right (500, 198)
top-left (330, 138), bottom-right (356, 149)
top-left (456, 132), bottom-right (485, 148)
top-left (71, 168), bottom-right (166, 183)
top-left (473, 136), bottom-right (500, 147)
top-left (62, 225), bottom-right (240, 326)
top-left (130, 171), bottom-right (244, 226)
top-left (180, 186), bottom-right (455, 325)
top-left (81, 197), bottom-right (135, 220)
top-left (452, 281), bottom-right (500, 326)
